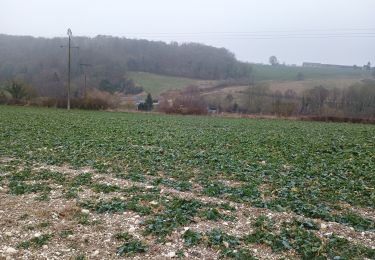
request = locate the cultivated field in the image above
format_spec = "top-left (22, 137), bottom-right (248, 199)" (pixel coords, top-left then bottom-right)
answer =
top-left (0, 106), bottom-right (374, 259)
top-left (251, 64), bottom-right (371, 81)
top-left (128, 72), bottom-right (202, 96)
top-left (201, 77), bottom-right (365, 106)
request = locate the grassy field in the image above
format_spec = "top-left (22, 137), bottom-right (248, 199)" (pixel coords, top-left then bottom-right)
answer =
top-left (202, 77), bottom-right (364, 106)
top-left (252, 64), bottom-right (372, 82)
top-left (0, 106), bottom-right (374, 259)
top-left (128, 71), bottom-right (200, 96)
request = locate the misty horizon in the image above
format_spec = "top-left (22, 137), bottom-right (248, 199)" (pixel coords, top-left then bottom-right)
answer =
top-left (1, 31), bottom-right (373, 67)
top-left (2, 0), bottom-right (374, 66)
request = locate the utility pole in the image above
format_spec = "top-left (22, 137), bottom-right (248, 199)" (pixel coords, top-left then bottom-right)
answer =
top-left (67, 29), bottom-right (72, 110)
top-left (80, 63), bottom-right (91, 98)
top-left (61, 29), bottom-right (79, 110)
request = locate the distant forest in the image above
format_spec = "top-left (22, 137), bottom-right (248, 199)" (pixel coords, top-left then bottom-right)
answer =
top-left (0, 34), bottom-right (252, 97)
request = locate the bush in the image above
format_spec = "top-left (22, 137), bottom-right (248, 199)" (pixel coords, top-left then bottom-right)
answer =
top-left (0, 90), bottom-right (9, 104)
top-left (159, 86), bottom-right (207, 115)
top-left (5, 80), bottom-right (36, 100)
top-left (28, 89), bottom-right (120, 110)
top-left (29, 97), bottom-right (58, 107)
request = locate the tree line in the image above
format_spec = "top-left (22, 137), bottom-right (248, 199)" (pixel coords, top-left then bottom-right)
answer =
top-left (207, 79), bottom-right (375, 119)
top-left (0, 34), bottom-right (252, 98)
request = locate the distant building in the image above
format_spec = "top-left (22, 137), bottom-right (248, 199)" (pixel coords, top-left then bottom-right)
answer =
top-left (207, 106), bottom-right (218, 114)
top-left (302, 62), bottom-right (321, 68)
top-left (302, 62), bottom-right (358, 69)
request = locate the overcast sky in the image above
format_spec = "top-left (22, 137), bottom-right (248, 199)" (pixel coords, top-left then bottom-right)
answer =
top-left (1, 0), bottom-right (374, 65)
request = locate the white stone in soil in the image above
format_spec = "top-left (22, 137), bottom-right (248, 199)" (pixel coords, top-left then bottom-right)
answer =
top-left (166, 251), bottom-right (176, 258)
top-left (129, 226), bottom-right (136, 232)
top-left (5, 247), bottom-right (18, 254)
top-left (81, 209), bottom-right (90, 214)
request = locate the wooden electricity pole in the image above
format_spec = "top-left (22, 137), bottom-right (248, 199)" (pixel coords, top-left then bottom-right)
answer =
top-left (67, 29), bottom-right (72, 110)
top-left (61, 29), bottom-right (78, 110)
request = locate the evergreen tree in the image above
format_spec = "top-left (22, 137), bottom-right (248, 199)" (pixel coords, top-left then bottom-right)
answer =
top-left (145, 93), bottom-right (153, 111)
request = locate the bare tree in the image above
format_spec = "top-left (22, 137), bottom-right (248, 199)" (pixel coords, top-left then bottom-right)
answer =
top-left (269, 56), bottom-right (279, 66)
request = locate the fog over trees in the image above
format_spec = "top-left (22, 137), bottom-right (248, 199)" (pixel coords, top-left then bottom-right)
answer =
top-left (0, 34), bottom-right (252, 97)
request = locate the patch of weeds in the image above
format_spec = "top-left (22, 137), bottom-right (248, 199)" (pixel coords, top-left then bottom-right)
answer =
top-left (39, 222), bottom-right (51, 228)
top-left (152, 177), bottom-right (192, 191)
top-left (92, 183), bottom-right (120, 193)
top-left (33, 170), bottom-right (66, 184)
top-left (228, 184), bottom-right (260, 203)
top-left (17, 234), bottom-right (51, 249)
top-left (8, 169), bottom-right (33, 181)
top-left (200, 208), bottom-right (222, 221)
top-left (144, 198), bottom-right (202, 238)
top-left (71, 173), bottom-right (92, 187)
top-left (59, 230), bottom-right (73, 239)
top-left (245, 217), bottom-right (323, 255)
top-left (117, 239), bottom-right (147, 256)
top-left (117, 172), bottom-right (146, 182)
top-left (280, 201), bottom-right (375, 231)
top-left (244, 216), bottom-right (375, 259)
top-left (266, 198), bottom-right (333, 221)
top-left (16, 241), bottom-right (31, 249)
top-left (74, 255), bottom-right (85, 260)
top-left (182, 230), bottom-right (202, 246)
top-left (176, 249), bottom-right (184, 258)
top-left (279, 221), bottom-right (323, 258)
top-left (81, 199), bottom-right (126, 213)
top-left (81, 198), bottom-right (151, 216)
top-left (254, 215), bottom-right (274, 230)
top-left (138, 191), bottom-right (161, 202)
top-left (8, 181), bottom-right (51, 195)
top-left (201, 180), bottom-right (229, 197)
top-left (218, 202), bottom-right (236, 211)
top-left (64, 188), bottom-right (79, 199)
top-left (114, 232), bottom-right (132, 241)
top-left (198, 205), bottom-right (236, 222)
top-left (243, 216), bottom-right (293, 252)
top-left (35, 192), bottom-right (50, 201)
top-left (206, 229), bottom-right (239, 248)
top-left (125, 199), bottom-right (152, 215)
top-left (122, 185), bottom-right (144, 193)
top-left (325, 234), bottom-right (375, 259)
top-left (294, 219), bottom-right (320, 230)
top-left (93, 161), bottom-right (110, 173)
top-left (334, 211), bottom-right (375, 231)
top-left (75, 213), bottom-right (90, 225)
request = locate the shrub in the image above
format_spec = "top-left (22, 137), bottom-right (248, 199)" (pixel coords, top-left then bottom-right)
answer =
top-left (158, 85), bottom-right (207, 115)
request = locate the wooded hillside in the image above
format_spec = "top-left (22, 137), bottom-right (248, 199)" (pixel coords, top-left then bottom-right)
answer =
top-left (0, 34), bottom-right (252, 97)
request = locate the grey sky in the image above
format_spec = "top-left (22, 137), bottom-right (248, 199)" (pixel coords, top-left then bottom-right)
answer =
top-left (1, 0), bottom-right (374, 65)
